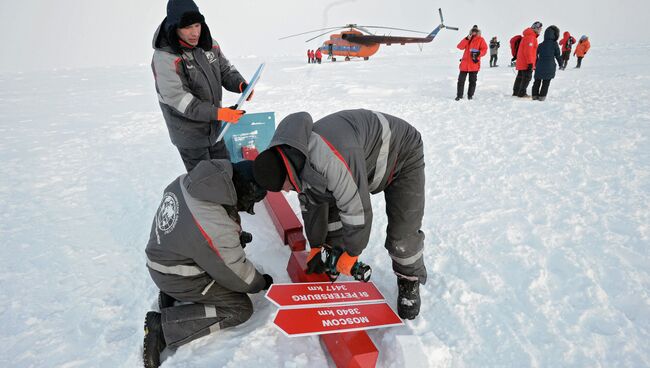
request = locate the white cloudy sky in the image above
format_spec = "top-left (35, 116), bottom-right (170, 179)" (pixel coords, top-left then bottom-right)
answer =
top-left (0, 0), bottom-right (644, 72)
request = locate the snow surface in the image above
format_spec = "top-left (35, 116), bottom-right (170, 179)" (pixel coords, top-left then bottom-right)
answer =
top-left (0, 43), bottom-right (649, 367)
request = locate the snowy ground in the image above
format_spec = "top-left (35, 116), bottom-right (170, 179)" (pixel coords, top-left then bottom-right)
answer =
top-left (1, 43), bottom-right (649, 367)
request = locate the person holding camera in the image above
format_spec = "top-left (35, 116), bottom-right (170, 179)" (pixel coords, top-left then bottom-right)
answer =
top-left (455, 25), bottom-right (487, 101)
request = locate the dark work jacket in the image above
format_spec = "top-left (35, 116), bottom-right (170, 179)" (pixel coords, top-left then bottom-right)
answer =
top-left (535, 27), bottom-right (563, 80)
top-left (152, 23), bottom-right (245, 148)
top-left (145, 160), bottom-right (266, 299)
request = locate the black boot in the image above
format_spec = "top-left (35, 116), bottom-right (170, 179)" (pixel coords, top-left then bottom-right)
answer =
top-left (158, 291), bottom-right (177, 309)
top-left (143, 311), bottom-right (166, 368)
top-left (397, 276), bottom-right (421, 320)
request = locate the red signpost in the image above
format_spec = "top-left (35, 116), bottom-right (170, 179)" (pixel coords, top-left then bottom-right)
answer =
top-left (266, 282), bottom-right (386, 308)
top-left (273, 303), bottom-right (403, 337)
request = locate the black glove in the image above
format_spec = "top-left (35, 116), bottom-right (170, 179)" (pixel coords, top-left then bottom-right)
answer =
top-left (262, 274), bottom-right (273, 290)
top-left (240, 231), bottom-right (253, 249)
top-left (306, 248), bottom-right (327, 274)
top-left (527, 64), bottom-right (533, 71)
top-left (511, 57), bottom-right (516, 62)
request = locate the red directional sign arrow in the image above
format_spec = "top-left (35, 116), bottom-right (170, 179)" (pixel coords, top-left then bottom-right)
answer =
top-left (273, 302), bottom-right (403, 337)
top-left (265, 281), bottom-right (386, 308)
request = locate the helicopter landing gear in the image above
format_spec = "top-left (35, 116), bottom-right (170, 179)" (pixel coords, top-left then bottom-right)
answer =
top-left (332, 57), bottom-right (337, 62)
top-left (345, 56), bottom-right (351, 61)
top-left (364, 57), bottom-right (369, 61)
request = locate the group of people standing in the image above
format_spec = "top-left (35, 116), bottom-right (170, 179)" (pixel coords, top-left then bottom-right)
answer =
top-left (455, 22), bottom-right (591, 102)
top-left (307, 48), bottom-right (323, 64)
top-left (143, 1), bottom-right (428, 367)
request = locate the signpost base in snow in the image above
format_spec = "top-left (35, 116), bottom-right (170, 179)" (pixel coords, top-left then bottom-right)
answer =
top-left (286, 251), bottom-right (380, 368)
top-left (264, 193), bottom-right (306, 251)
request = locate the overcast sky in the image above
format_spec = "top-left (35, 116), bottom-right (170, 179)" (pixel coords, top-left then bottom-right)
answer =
top-left (0, 0), bottom-right (644, 72)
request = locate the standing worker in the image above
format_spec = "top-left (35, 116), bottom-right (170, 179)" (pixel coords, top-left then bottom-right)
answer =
top-left (455, 25), bottom-right (488, 101)
top-left (489, 36), bottom-right (500, 67)
top-left (315, 48), bottom-right (323, 64)
top-left (512, 21), bottom-right (543, 98)
top-left (558, 31), bottom-right (576, 70)
top-left (574, 35), bottom-right (591, 68)
top-left (253, 109), bottom-right (427, 320)
top-left (152, 0), bottom-right (253, 172)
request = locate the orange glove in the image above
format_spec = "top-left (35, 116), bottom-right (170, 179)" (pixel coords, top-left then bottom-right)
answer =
top-left (335, 252), bottom-right (358, 276)
top-left (239, 82), bottom-right (254, 102)
top-left (217, 107), bottom-right (245, 123)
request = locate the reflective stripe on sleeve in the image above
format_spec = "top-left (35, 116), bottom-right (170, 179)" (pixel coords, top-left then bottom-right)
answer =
top-left (369, 111), bottom-right (392, 192)
top-left (146, 259), bottom-right (206, 277)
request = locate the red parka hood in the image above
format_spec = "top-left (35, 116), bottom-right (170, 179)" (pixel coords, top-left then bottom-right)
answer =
top-left (523, 28), bottom-right (538, 38)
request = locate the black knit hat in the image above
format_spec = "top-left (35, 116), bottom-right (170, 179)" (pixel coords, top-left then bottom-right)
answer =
top-left (166, 0), bottom-right (204, 29)
top-left (253, 148), bottom-right (287, 192)
top-left (232, 160), bottom-right (267, 215)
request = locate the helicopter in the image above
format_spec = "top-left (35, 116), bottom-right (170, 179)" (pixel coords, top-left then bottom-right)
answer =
top-left (280, 8), bottom-right (458, 61)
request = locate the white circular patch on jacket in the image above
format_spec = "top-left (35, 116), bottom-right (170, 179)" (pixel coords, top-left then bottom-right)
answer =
top-left (157, 192), bottom-right (179, 234)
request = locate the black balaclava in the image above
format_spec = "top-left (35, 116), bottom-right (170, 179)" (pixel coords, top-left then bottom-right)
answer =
top-left (232, 160), bottom-right (267, 215)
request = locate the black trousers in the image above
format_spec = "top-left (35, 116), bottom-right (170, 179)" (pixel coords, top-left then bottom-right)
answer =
top-left (457, 71), bottom-right (478, 99)
top-left (161, 282), bottom-right (253, 348)
top-left (532, 78), bottom-right (551, 97)
top-left (177, 140), bottom-right (230, 172)
top-left (576, 56), bottom-right (584, 68)
top-left (513, 69), bottom-right (533, 97)
top-left (489, 55), bottom-right (497, 67)
top-left (561, 51), bottom-right (571, 69)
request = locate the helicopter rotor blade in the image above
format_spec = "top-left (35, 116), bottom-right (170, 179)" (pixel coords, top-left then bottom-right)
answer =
top-left (279, 26), bottom-right (346, 40)
top-left (354, 26), bottom-right (375, 35)
top-left (446, 26), bottom-right (459, 31)
top-left (439, 8), bottom-right (444, 24)
top-left (305, 29), bottom-right (343, 43)
top-left (360, 26), bottom-right (428, 35)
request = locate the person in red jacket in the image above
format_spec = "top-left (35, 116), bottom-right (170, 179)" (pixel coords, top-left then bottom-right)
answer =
top-left (307, 49), bottom-right (312, 63)
top-left (512, 21), bottom-right (542, 98)
top-left (315, 48), bottom-right (323, 64)
top-left (455, 25), bottom-right (487, 101)
top-left (558, 31), bottom-right (576, 70)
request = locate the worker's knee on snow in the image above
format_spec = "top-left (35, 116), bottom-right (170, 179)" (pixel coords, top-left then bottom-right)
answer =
top-left (229, 296), bottom-right (254, 327)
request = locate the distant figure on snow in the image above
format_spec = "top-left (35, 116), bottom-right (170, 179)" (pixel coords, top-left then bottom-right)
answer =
top-left (489, 36), bottom-right (500, 67)
top-left (512, 21), bottom-right (543, 98)
top-left (315, 48), bottom-right (323, 64)
top-left (307, 49), bottom-right (312, 63)
top-left (532, 25), bottom-right (563, 101)
top-left (558, 31), bottom-right (576, 70)
top-left (455, 25), bottom-right (488, 101)
top-left (574, 35), bottom-right (591, 68)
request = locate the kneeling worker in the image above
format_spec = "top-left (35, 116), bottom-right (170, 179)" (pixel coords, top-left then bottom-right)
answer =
top-left (253, 109), bottom-right (427, 320)
top-left (143, 160), bottom-right (271, 368)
